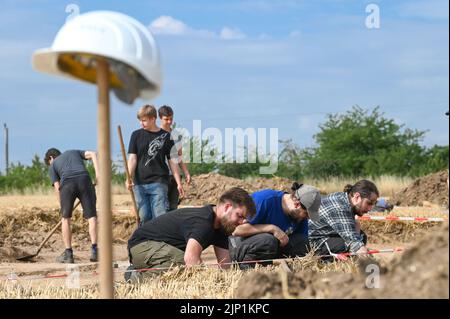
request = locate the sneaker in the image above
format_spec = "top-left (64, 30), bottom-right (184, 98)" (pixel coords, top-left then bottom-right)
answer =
top-left (90, 248), bottom-right (98, 262)
top-left (56, 250), bottom-right (74, 264)
top-left (124, 265), bottom-right (142, 284)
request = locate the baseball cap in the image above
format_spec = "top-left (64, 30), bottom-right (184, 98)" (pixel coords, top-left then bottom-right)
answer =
top-left (295, 184), bottom-right (321, 222)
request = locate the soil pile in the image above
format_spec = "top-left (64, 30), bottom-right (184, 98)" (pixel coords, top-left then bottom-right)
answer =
top-left (182, 173), bottom-right (253, 205)
top-left (182, 173), bottom-right (294, 205)
top-left (362, 222), bottom-right (448, 298)
top-left (235, 223), bottom-right (449, 299)
top-left (393, 170), bottom-right (449, 207)
top-left (360, 220), bottom-right (439, 244)
top-left (0, 207), bottom-right (136, 261)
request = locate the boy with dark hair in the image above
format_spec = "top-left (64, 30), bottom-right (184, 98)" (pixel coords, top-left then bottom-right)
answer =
top-left (44, 148), bottom-right (99, 263)
top-left (158, 105), bottom-right (191, 210)
top-left (125, 187), bottom-right (256, 283)
top-left (127, 104), bottom-right (184, 224)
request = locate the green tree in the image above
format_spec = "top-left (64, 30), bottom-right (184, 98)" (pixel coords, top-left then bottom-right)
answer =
top-left (185, 137), bottom-right (218, 175)
top-left (303, 106), bottom-right (432, 177)
top-left (276, 139), bottom-right (305, 180)
top-left (419, 145), bottom-right (449, 175)
top-left (0, 155), bottom-right (50, 193)
top-left (217, 146), bottom-right (267, 178)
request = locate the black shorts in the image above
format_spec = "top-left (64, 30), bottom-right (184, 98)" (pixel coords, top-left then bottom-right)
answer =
top-left (59, 175), bottom-right (97, 219)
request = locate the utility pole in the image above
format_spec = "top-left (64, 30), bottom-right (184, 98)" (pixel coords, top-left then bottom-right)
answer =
top-left (3, 123), bottom-right (8, 175)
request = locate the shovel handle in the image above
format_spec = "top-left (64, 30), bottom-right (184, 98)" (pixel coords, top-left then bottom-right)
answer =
top-left (35, 200), bottom-right (81, 254)
top-left (117, 125), bottom-right (140, 225)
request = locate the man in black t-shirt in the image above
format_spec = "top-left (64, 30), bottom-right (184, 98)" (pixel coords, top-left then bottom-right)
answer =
top-left (45, 148), bottom-right (99, 264)
top-left (126, 104), bottom-right (184, 225)
top-left (125, 187), bottom-right (256, 283)
top-left (158, 105), bottom-right (191, 211)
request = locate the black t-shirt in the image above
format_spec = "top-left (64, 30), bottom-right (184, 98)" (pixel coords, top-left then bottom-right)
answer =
top-left (128, 205), bottom-right (229, 251)
top-left (48, 150), bottom-right (89, 186)
top-left (128, 128), bottom-right (176, 185)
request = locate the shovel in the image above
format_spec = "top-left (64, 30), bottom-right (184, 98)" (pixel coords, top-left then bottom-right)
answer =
top-left (16, 200), bottom-right (81, 261)
top-left (117, 125), bottom-right (140, 226)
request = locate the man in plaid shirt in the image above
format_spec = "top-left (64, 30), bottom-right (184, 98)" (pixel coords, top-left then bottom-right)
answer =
top-left (308, 180), bottom-right (379, 259)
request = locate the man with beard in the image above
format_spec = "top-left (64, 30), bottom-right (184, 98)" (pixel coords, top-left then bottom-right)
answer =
top-left (308, 180), bottom-right (379, 261)
top-left (228, 183), bottom-right (321, 269)
top-left (125, 187), bottom-right (256, 282)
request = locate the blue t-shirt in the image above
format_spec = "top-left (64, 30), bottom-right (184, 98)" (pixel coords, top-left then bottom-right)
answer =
top-left (250, 189), bottom-right (308, 237)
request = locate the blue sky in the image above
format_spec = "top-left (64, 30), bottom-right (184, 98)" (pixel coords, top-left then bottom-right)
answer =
top-left (0, 0), bottom-right (448, 170)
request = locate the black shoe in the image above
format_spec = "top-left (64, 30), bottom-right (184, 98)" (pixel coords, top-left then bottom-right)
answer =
top-left (90, 248), bottom-right (98, 262)
top-left (124, 265), bottom-right (142, 284)
top-left (56, 250), bottom-right (74, 264)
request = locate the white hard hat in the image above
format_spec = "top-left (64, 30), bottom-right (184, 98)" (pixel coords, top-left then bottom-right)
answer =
top-left (32, 11), bottom-right (162, 104)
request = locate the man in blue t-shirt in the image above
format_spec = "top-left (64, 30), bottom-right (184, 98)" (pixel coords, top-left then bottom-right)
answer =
top-left (228, 183), bottom-right (321, 269)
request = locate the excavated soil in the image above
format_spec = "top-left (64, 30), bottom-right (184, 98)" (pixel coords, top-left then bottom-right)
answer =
top-left (181, 173), bottom-right (293, 205)
top-left (1, 174), bottom-right (448, 297)
top-left (360, 220), bottom-right (440, 244)
top-left (392, 170), bottom-right (449, 207)
top-left (0, 207), bottom-right (136, 263)
top-left (235, 223), bottom-right (449, 299)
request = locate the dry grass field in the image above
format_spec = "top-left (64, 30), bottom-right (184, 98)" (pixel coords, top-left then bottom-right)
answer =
top-left (0, 173), bottom-right (448, 299)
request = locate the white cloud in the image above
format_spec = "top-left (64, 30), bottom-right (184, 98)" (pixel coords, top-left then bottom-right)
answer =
top-left (149, 15), bottom-right (189, 35)
top-left (149, 16), bottom-right (245, 40)
top-left (149, 15), bottom-right (215, 38)
top-left (219, 27), bottom-right (246, 40)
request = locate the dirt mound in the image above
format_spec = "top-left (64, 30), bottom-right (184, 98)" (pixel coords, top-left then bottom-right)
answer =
top-left (0, 246), bottom-right (29, 263)
top-left (182, 173), bottom-right (294, 205)
top-left (0, 207), bottom-right (136, 260)
top-left (182, 173), bottom-right (253, 205)
top-left (235, 223), bottom-right (449, 299)
top-left (245, 176), bottom-right (294, 193)
top-left (392, 170), bottom-right (449, 207)
top-left (360, 220), bottom-right (440, 244)
top-left (367, 222), bottom-right (448, 298)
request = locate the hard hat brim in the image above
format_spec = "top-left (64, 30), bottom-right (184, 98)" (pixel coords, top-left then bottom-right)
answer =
top-left (32, 48), bottom-right (75, 81)
top-left (32, 48), bottom-right (162, 102)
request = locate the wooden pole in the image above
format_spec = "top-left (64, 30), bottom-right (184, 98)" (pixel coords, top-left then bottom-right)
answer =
top-left (3, 124), bottom-right (8, 175)
top-left (117, 125), bottom-right (140, 226)
top-left (97, 58), bottom-right (113, 299)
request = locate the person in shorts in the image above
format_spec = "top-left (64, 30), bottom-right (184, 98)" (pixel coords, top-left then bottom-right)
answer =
top-left (45, 148), bottom-right (99, 263)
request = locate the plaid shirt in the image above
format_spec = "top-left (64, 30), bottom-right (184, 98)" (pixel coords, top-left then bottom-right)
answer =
top-left (308, 192), bottom-right (364, 253)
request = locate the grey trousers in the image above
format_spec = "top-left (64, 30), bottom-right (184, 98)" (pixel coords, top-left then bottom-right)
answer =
top-left (228, 232), bottom-right (310, 269)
